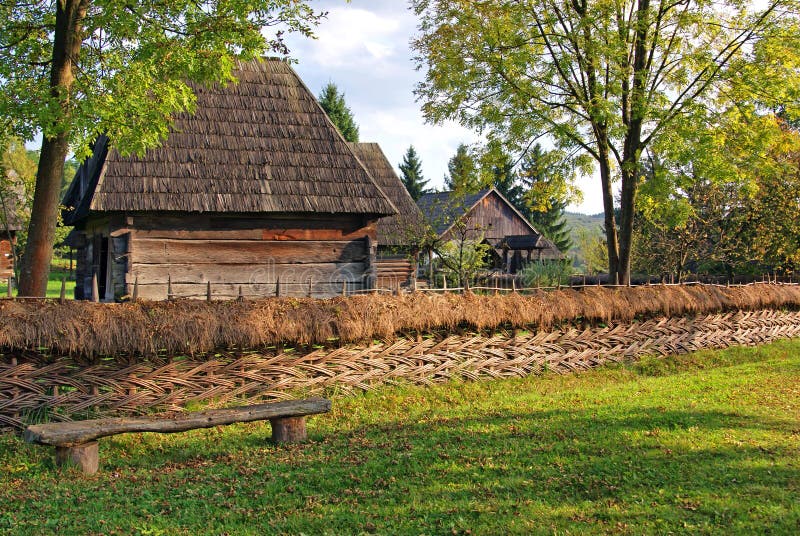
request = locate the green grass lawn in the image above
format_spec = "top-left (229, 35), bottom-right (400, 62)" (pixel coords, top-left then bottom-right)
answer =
top-left (1, 340), bottom-right (799, 535)
top-left (0, 266), bottom-right (75, 299)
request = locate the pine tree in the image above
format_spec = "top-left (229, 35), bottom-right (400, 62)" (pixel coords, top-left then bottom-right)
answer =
top-left (398, 145), bottom-right (429, 201)
top-left (318, 82), bottom-right (359, 143)
top-left (445, 143), bottom-right (481, 193)
top-left (530, 200), bottom-right (574, 253)
top-left (490, 151), bottom-right (527, 216)
top-left (520, 144), bottom-right (573, 253)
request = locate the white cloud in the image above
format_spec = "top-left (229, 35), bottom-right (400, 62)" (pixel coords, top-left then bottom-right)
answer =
top-left (282, 0), bottom-right (605, 213)
top-left (292, 6), bottom-right (410, 69)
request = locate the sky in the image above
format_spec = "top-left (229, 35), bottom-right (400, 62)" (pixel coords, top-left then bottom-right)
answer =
top-left (284, 0), bottom-right (604, 215)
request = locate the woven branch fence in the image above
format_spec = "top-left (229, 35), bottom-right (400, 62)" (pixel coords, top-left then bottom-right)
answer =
top-left (2, 308), bottom-right (799, 430)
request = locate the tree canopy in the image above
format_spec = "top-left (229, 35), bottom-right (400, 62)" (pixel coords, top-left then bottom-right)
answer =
top-left (399, 145), bottom-right (429, 201)
top-left (412, 0), bottom-right (800, 283)
top-left (318, 82), bottom-right (360, 143)
top-left (0, 0), bottom-right (324, 296)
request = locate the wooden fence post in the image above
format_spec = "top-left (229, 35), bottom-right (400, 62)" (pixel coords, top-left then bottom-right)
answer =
top-left (206, 281), bottom-right (212, 302)
top-left (276, 276), bottom-right (281, 298)
top-left (91, 272), bottom-right (100, 302)
top-left (59, 276), bottom-right (66, 304)
top-left (6, 277), bottom-right (11, 298)
top-left (238, 285), bottom-right (244, 301)
top-left (307, 278), bottom-right (313, 298)
top-left (342, 280), bottom-right (347, 297)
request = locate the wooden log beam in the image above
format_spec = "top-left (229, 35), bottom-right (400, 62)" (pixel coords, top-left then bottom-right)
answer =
top-left (132, 239), bottom-right (367, 265)
top-left (25, 398), bottom-right (331, 448)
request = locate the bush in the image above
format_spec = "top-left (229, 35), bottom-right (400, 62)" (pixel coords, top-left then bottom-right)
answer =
top-left (519, 260), bottom-right (572, 288)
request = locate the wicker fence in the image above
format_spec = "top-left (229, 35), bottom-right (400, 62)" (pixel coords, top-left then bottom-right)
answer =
top-left (2, 308), bottom-right (799, 430)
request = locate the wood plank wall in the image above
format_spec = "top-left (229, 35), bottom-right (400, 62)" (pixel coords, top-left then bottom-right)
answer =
top-left (96, 213), bottom-right (379, 300)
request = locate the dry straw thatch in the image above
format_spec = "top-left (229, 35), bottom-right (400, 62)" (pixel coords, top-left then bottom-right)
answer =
top-left (1, 284), bottom-right (799, 360)
top-left (2, 309), bottom-right (798, 430)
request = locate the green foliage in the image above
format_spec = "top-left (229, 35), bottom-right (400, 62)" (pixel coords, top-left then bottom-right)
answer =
top-left (481, 147), bottom-right (525, 211)
top-left (0, 1), bottom-right (323, 158)
top-left (0, 143), bottom-right (74, 264)
top-left (529, 201), bottom-right (574, 254)
top-left (318, 82), bottom-right (360, 143)
top-left (519, 259), bottom-right (572, 288)
top-left (398, 145), bottom-right (429, 201)
top-left (436, 237), bottom-right (491, 287)
top-left (634, 114), bottom-right (800, 278)
top-left (2, 340), bottom-right (799, 534)
top-left (576, 226), bottom-right (609, 275)
top-left (445, 143), bottom-right (482, 193)
top-left (411, 0), bottom-right (800, 281)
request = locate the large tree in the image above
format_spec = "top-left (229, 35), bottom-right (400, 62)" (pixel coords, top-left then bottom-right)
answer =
top-left (1, 1), bottom-right (323, 296)
top-left (399, 145), bottom-right (429, 200)
top-left (318, 82), bottom-right (360, 143)
top-left (412, 0), bottom-right (799, 284)
top-left (634, 113), bottom-right (800, 279)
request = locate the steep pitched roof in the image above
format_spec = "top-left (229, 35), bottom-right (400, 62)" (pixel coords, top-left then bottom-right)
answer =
top-left (416, 189), bottom-right (491, 236)
top-left (417, 188), bottom-right (563, 258)
top-left (63, 59), bottom-right (397, 223)
top-left (348, 142), bottom-right (424, 246)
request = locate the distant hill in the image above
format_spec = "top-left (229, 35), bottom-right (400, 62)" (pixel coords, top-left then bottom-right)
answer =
top-left (563, 212), bottom-right (605, 270)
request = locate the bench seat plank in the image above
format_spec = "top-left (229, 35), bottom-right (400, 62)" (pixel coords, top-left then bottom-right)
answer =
top-left (24, 398), bottom-right (331, 447)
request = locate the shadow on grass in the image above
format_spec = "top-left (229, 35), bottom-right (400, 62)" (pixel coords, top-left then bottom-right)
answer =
top-left (64, 406), bottom-right (795, 535)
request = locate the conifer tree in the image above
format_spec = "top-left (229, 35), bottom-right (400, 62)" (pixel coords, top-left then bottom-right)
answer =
top-left (445, 144), bottom-right (481, 193)
top-left (318, 82), bottom-right (359, 143)
top-left (398, 145), bottom-right (429, 201)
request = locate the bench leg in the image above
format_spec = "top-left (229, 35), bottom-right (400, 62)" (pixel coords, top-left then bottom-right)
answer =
top-left (270, 416), bottom-right (307, 444)
top-left (55, 442), bottom-right (99, 475)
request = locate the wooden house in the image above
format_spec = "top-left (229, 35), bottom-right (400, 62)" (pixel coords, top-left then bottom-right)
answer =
top-left (0, 226), bottom-right (18, 280)
top-left (417, 188), bottom-right (562, 274)
top-left (348, 142), bottom-right (425, 288)
top-left (0, 171), bottom-right (23, 280)
top-left (62, 59), bottom-right (397, 301)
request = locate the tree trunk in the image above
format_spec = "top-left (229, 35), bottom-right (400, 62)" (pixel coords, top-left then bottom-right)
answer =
top-left (597, 140), bottom-right (620, 279)
top-left (618, 165), bottom-right (638, 286)
top-left (18, 0), bottom-right (88, 297)
top-left (617, 0), bottom-right (651, 287)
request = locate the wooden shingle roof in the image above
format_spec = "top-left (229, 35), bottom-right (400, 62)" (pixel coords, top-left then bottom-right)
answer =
top-left (63, 59), bottom-right (397, 222)
top-left (417, 189), bottom-right (492, 236)
top-left (348, 142), bottom-right (424, 247)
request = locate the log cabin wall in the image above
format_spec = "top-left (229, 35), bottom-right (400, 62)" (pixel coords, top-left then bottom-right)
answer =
top-left (107, 212), bottom-right (377, 300)
top-left (376, 250), bottom-right (415, 289)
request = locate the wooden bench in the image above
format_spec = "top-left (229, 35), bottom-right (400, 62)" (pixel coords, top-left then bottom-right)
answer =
top-left (24, 398), bottom-right (331, 475)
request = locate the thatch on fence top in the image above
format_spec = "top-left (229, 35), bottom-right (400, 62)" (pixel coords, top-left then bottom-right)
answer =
top-left (1, 284), bottom-right (798, 359)
top-left (62, 59), bottom-right (397, 224)
top-left (348, 142), bottom-right (425, 247)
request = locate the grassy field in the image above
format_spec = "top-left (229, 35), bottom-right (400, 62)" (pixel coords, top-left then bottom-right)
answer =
top-left (0, 265), bottom-right (75, 299)
top-left (1, 340), bottom-right (798, 535)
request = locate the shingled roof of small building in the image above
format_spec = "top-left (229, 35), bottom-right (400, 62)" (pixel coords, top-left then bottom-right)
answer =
top-left (348, 142), bottom-right (424, 247)
top-left (63, 59), bottom-right (397, 223)
top-left (416, 189), bottom-right (492, 236)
